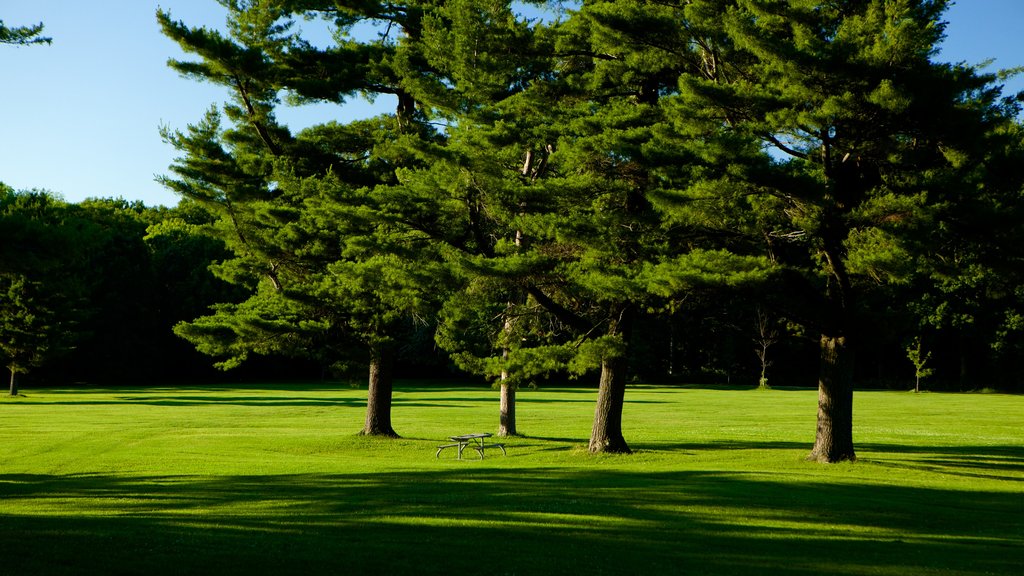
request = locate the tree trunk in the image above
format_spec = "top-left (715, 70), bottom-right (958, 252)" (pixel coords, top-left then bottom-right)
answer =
top-left (360, 345), bottom-right (398, 437)
top-left (589, 309), bottom-right (633, 454)
top-left (807, 147), bottom-right (863, 463)
top-left (808, 334), bottom-right (856, 463)
top-left (498, 381), bottom-right (517, 437)
top-left (8, 368), bottom-right (17, 397)
top-left (497, 304), bottom-right (519, 437)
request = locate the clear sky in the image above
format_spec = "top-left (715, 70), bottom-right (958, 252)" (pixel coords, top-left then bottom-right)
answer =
top-left (2, 1), bottom-right (1023, 208)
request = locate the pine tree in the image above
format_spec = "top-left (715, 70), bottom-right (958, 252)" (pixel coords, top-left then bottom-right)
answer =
top-left (532, 1), bottom-right (776, 453)
top-left (409, 1), bottom-right (773, 450)
top-left (158, 1), bottom-right (450, 436)
top-left (0, 191), bottom-right (80, 394)
top-left (396, 2), bottom-right (568, 437)
top-left (0, 274), bottom-right (54, 395)
top-left (593, 0), bottom-right (1023, 461)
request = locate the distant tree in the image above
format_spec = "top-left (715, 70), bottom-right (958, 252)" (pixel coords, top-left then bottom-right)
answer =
top-left (0, 274), bottom-right (65, 395)
top-left (905, 336), bottom-right (933, 393)
top-left (1, 187), bottom-right (240, 387)
top-left (143, 204), bottom-right (247, 378)
top-left (908, 115), bottom-right (1024, 390)
top-left (64, 199), bottom-right (160, 381)
top-left (0, 191), bottom-right (80, 394)
top-left (754, 308), bottom-right (780, 390)
top-left (39, 198), bottom-right (235, 384)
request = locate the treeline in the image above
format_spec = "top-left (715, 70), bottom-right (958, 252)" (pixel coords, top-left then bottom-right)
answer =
top-left (0, 190), bottom-right (242, 385)
top-left (4, 1), bottom-right (1024, 462)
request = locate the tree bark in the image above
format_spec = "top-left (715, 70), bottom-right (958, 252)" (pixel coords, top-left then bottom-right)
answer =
top-left (360, 345), bottom-right (398, 437)
top-left (808, 334), bottom-right (856, 463)
top-left (497, 298), bottom-right (519, 437)
top-left (8, 368), bottom-right (17, 397)
top-left (498, 381), bottom-right (517, 437)
top-left (589, 309), bottom-right (633, 454)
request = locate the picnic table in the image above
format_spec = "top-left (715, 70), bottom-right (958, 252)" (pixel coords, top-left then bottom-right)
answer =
top-left (436, 432), bottom-right (506, 460)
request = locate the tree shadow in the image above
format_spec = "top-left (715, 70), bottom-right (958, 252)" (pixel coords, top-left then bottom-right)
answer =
top-left (858, 443), bottom-right (1024, 481)
top-left (33, 396), bottom-right (368, 408)
top-left (628, 440), bottom-right (1024, 478)
top-left (35, 382), bottom-right (358, 394)
top-left (630, 440), bottom-right (810, 454)
top-left (1, 468), bottom-right (1020, 576)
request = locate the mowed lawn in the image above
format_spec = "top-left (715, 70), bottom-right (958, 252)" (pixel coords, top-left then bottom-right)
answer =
top-left (1, 383), bottom-right (1021, 576)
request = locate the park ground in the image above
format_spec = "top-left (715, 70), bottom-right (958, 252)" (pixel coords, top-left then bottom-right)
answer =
top-left (1, 383), bottom-right (1021, 575)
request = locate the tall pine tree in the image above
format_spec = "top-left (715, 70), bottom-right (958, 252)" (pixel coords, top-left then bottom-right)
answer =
top-left (159, 1), bottom-right (449, 436)
top-left (592, 0), bottom-right (1023, 461)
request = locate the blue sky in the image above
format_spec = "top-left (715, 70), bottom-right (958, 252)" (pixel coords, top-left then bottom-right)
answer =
top-left (2, 1), bottom-right (1023, 208)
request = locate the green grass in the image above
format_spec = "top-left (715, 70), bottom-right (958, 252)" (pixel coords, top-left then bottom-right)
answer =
top-left (1, 383), bottom-right (1021, 575)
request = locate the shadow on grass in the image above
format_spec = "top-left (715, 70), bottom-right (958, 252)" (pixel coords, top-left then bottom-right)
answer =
top-left (630, 440), bottom-right (810, 454)
top-left (859, 443), bottom-right (1024, 481)
top-left (1, 468), bottom-right (1020, 576)
top-left (31, 382), bottom-right (360, 394)
top-left (30, 396), bottom-right (369, 408)
top-left (30, 395), bottom-right (477, 409)
top-left (629, 441), bottom-right (1024, 476)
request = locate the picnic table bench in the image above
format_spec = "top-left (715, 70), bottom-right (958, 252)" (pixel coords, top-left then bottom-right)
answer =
top-left (436, 433), bottom-right (506, 460)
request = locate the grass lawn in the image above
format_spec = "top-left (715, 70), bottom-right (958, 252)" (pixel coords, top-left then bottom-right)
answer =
top-left (1, 382), bottom-right (1021, 575)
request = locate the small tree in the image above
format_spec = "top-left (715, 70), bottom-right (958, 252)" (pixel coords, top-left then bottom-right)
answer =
top-left (906, 336), bottom-right (933, 393)
top-left (753, 308), bottom-right (780, 389)
top-left (0, 190), bottom-right (84, 394)
top-left (0, 274), bottom-right (64, 395)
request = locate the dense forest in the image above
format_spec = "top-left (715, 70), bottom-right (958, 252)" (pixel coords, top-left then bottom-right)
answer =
top-left (3, 1), bottom-right (1023, 460)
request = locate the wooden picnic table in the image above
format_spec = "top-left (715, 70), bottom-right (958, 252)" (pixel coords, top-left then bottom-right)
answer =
top-left (436, 432), bottom-right (506, 460)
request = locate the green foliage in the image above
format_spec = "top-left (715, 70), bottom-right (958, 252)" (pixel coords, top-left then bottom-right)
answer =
top-left (158, 1), bottom-right (461, 416)
top-left (0, 273), bottom-right (64, 387)
top-left (0, 191), bottom-right (83, 391)
top-left (174, 285), bottom-right (331, 370)
top-left (906, 335), bottom-right (934, 392)
top-left (0, 18), bottom-right (51, 46)
top-left (0, 187), bottom-right (242, 385)
top-left (644, 250), bottom-right (776, 298)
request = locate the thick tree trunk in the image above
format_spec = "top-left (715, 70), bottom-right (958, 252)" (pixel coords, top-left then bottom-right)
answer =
top-left (589, 309), bottom-right (633, 454)
top-left (360, 346), bottom-right (398, 437)
top-left (589, 353), bottom-right (632, 454)
top-left (808, 334), bottom-right (856, 463)
top-left (8, 368), bottom-right (17, 397)
top-left (498, 381), bottom-right (517, 437)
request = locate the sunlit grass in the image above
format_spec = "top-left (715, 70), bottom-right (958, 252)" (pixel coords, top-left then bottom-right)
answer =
top-left (1, 383), bottom-right (1021, 575)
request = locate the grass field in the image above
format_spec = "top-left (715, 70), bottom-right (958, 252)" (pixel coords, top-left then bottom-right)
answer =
top-left (1, 383), bottom-right (1021, 575)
